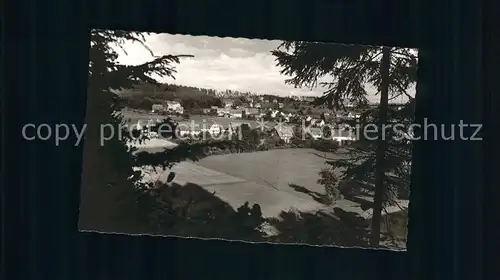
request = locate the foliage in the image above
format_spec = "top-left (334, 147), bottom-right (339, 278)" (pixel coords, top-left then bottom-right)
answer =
top-left (267, 208), bottom-right (370, 247)
top-left (272, 41), bottom-right (417, 245)
top-left (328, 101), bottom-right (414, 202)
top-left (272, 42), bottom-right (417, 110)
top-left (134, 182), bottom-right (264, 240)
top-left (82, 29), bottom-right (264, 237)
top-left (82, 29), bottom-right (192, 232)
top-left (316, 169), bottom-right (341, 204)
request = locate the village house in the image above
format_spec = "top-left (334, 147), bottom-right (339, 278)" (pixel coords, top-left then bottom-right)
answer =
top-left (176, 122), bottom-right (202, 138)
top-left (301, 96), bottom-right (316, 102)
top-left (223, 99), bottom-right (234, 108)
top-left (151, 104), bottom-right (165, 112)
top-left (180, 119), bottom-right (233, 138)
top-left (308, 118), bottom-right (325, 127)
top-left (207, 123), bottom-right (223, 136)
top-left (249, 108), bottom-right (260, 114)
top-left (308, 127), bottom-right (324, 140)
top-left (269, 110), bottom-right (286, 119)
top-left (346, 112), bottom-right (358, 119)
top-left (217, 108), bottom-right (230, 117)
top-left (166, 101), bottom-right (184, 114)
top-left (243, 107), bottom-right (260, 116)
top-left (273, 125), bottom-right (294, 143)
top-left (278, 102), bottom-right (284, 108)
top-left (229, 109), bottom-right (244, 118)
top-left (330, 129), bottom-right (357, 146)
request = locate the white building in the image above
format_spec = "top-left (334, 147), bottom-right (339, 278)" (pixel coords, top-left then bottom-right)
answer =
top-left (331, 130), bottom-right (357, 146)
top-left (270, 110), bottom-right (280, 118)
top-left (309, 128), bottom-right (323, 140)
top-left (166, 101), bottom-right (183, 114)
top-left (229, 109), bottom-right (243, 118)
top-left (176, 122), bottom-right (201, 137)
top-left (301, 96), bottom-right (316, 102)
top-left (208, 123), bottom-right (223, 136)
top-left (274, 125), bottom-right (294, 143)
top-left (151, 104), bottom-right (165, 112)
top-left (224, 101), bottom-right (234, 108)
top-left (346, 112), bottom-right (361, 120)
top-left (217, 108), bottom-right (230, 117)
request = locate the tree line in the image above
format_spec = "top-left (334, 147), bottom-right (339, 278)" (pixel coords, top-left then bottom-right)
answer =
top-left (118, 83), bottom-right (224, 111)
top-left (118, 82), bottom-right (303, 112)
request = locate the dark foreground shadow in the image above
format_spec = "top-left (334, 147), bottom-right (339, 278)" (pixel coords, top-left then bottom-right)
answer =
top-left (288, 183), bottom-right (331, 205)
top-left (135, 182), bottom-right (265, 241)
top-left (266, 207), bottom-right (371, 248)
top-left (80, 181), bottom-right (405, 249)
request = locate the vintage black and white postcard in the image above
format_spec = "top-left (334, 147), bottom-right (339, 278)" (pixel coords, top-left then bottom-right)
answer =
top-left (79, 29), bottom-right (418, 250)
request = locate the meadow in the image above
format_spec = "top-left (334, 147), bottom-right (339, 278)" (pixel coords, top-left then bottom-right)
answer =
top-left (133, 146), bottom-right (408, 244)
top-left (196, 148), bottom-right (345, 196)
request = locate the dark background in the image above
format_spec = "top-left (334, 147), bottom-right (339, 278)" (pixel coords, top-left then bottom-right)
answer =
top-left (3, 0), bottom-right (491, 280)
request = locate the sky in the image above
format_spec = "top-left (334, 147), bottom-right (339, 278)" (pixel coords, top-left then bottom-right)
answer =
top-left (115, 32), bottom-right (416, 103)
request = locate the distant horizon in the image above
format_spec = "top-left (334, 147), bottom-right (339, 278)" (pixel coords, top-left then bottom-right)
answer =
top-left (163, 82), bottom-right (410, 104)
top-left (116, 32), bottom-right (415, 103)
top-left (117, 81), bottom-right (409, 105)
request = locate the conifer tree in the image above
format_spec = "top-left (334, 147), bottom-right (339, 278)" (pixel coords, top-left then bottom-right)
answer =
top-left (81, 30), bottom-right (264, 237)
top-left (272, 42), bottom-right (417, 246)
top-left (81, 29), bottom-right (192, 232)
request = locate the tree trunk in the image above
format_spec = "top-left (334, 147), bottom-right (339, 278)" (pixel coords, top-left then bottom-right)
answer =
top-left (370, 46), bottom-right (391, 246)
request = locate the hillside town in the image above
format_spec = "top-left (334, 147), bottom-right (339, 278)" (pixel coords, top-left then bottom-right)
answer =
top-left (123, 89), bottom-right (406, 147)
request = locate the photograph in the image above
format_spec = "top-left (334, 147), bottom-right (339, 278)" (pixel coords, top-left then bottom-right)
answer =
top-left (79, 29), bottom-right (418, 250)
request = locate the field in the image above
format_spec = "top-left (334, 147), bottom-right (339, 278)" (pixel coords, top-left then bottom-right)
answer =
top-left (137, 148), bottom-right (357, 218)
top-left (196, 148), bottom-right (345, 195)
